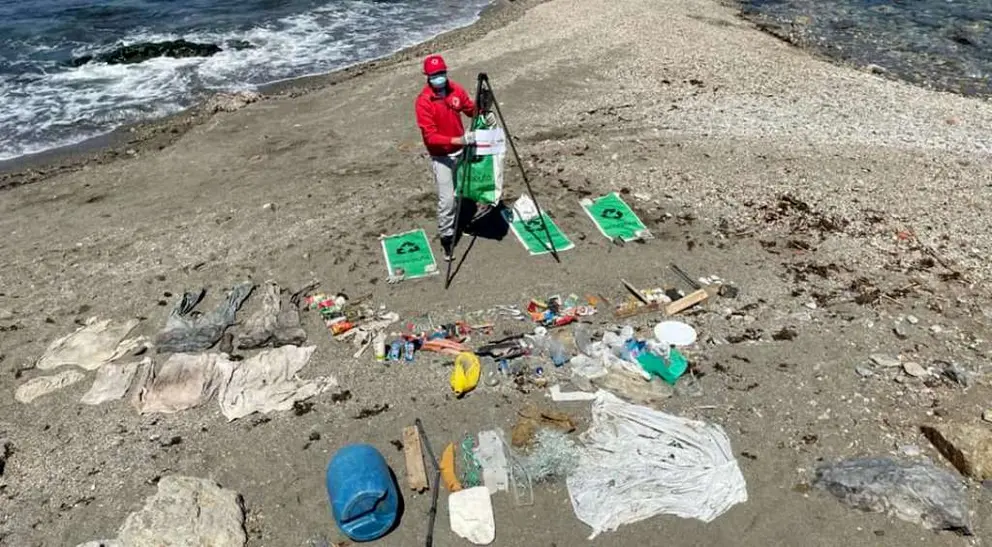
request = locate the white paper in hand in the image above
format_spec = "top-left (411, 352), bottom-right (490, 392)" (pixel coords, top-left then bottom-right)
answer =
top-left (474, 128), bottom-right (506, 156)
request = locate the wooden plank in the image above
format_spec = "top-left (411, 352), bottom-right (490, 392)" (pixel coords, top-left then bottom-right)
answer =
top-left (402, 426), bottom-right (429, 492)
top-left (620, 278), bottom-right (649, 304)
top-left (613, 301), bottom-right (662, 319)
top-left (665, 288), bottom-right (710, 316)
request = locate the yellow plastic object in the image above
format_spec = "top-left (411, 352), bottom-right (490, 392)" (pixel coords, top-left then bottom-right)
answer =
top-left (440, 443), bottom-right (462, 492)
top-left (450, 352), bottom-right (481, 397)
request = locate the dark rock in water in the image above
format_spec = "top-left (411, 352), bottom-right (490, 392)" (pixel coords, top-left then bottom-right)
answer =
top-left (226, 40), bottom-right (256, 50)
top-left (71, 39), bottom-right (222, 67)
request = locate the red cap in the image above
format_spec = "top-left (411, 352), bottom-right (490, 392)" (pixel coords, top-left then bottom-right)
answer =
top-left (423, 55), bottom-right (447, 75)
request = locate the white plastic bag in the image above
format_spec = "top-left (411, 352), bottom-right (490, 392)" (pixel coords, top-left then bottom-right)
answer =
top-left (567, 391), bottom-right (748, 538)
top-left (511, 194), bottom-right (539, 222)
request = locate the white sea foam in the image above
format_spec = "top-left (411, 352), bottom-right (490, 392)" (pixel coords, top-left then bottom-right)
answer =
top-left (0, 0), bottom-right (491, 161)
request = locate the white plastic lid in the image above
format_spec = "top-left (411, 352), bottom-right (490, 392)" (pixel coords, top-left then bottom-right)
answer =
top-left (653, 321), bottom-right (697, 347)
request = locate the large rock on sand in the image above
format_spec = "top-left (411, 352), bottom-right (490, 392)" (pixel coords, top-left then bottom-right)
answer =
top-left (76, 475), bottom-right (246, 547)
top-left (922, 423), bottom-right (992, 480)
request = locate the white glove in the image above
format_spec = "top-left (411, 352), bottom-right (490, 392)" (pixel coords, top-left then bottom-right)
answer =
top-left (484, 112), bottom-right (497, 127)
top-left (462, 131), bottom-right (476, 146)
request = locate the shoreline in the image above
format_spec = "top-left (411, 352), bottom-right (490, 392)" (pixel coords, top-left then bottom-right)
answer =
top-left (2, 0), bottom-right (988, 193)
top-left (0, 0), bottom-right (544, 191)
top-left (728, 0), bottom-right (992, 100)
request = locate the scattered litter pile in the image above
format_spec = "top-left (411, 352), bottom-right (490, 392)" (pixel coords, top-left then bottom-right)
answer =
top-left (15, 280), bottom-right (333, 423)
top-left (18, 269), bottom-right (755, 544)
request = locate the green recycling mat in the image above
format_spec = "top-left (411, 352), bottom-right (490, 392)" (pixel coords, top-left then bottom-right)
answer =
top-left (381, 229), bottom-right (438, 281)
top-left (509, 213), bottom-right (574, 256)
top-left (580, 192), bottom-right (653, 242)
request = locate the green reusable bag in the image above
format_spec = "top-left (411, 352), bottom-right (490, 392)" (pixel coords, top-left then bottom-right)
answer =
top-left (456, 116), bottom-right (504, 205)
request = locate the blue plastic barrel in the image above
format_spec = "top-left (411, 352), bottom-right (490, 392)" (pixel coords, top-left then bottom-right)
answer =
top-left (325, 443), bottom-right (400, 542)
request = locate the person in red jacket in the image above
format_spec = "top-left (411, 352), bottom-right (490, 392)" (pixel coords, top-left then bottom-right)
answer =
top-left (415, 54), bottom-right (495, 260)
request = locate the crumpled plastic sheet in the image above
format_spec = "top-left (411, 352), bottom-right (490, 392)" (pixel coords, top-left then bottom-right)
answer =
top-left (813, 457), bottom-right (971, 534)
top-left (36, 318), bottom-right (140, 370)
top-left (217, 345), bottom-right (334, 421)
top-left (133, 353), bottom-right (234, 414)
top-left (155, 282), bottom-right (253, 354)
top-left (236, 281), bottom-right (307, 350)
top-left (15, 369), bottom-right (86, 403)
top-left (566, 390), bottom-right (748, 539)
top-left (80, 358), bottom-right (147, 405)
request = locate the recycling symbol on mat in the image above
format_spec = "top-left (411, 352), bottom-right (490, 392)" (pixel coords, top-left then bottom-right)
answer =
top-left (524, 218), bottom-right (544, 231)
top-left (396, 241), bottom-right (421, 255)
top-left (600, 208), bottom-right (624, 220)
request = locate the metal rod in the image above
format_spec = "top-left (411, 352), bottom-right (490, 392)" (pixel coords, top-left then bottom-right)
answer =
top-left (670, 263), bottom-right (701, 290)
top-left (415, 419), bottom-right (440, 547)
top-left (444, 73), bottom-right (488, 289)
top-left (481, 75), bottom-right (560, 262)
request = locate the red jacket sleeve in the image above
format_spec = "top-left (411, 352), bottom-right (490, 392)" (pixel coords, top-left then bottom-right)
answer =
top-left (458, 87), bottom-right (477, 118)
top-left (415, 96), bottom-right (452, 148)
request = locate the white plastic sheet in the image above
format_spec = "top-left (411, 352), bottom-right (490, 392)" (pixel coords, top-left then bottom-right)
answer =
top-left (474, 430), bottom-right (509, 494)
top-left (566, 391), bottom-right (747, 539)
top-left (80, 358), bottom-right (146, 405)
top-left (36, 317), bottom-right (140, 370)
top-left (217, 345), bottom-right (334, 421)
top-left (15, 369), bottom-right (86, 403)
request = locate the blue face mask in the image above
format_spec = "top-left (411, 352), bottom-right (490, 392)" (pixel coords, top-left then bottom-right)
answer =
top-left (428, 74), bottom-right (447, 89)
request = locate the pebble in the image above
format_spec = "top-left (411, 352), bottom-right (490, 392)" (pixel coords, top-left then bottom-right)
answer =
top-left (893, 323), bottom-right (909, 339)
top-left (930, 325), bottom-right (943, 334)
top-left (855, 366), bottom-right (874, 378)
top-left (902, 361), bottom-right (928, 378)
top-left (984, 410), bottom-right (992, 423)
top-left (870, 354), bottom-right (901, 368)
top-left (899, 444), bottom-right (922, 457)
top-left (906, 315), bottom-right (919, 325)
top-left (262, 202), bottom-right (275, 211)
top-left (805, 301), bottom-right (818, 310)
top-left (0, 309), bottom-right (12, 321)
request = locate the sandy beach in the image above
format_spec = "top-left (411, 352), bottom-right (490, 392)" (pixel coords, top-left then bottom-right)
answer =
top-left (2, 0), bottom-right (992, 545)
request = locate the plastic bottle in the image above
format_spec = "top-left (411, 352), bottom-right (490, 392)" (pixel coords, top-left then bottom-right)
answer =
top-left (602, 331), bottom-right (623, 350)
top-left (388, 340), bottom-right (402, 361)
top-left (573, 324), bottom-right (592, 356)
top-left (373, 333), bottom-right (386, 362)
top-left (403, 340), bottom-right (415, 362)
top-left (482, 356), bottom-right (500, 387)
top-left (325, 444), bottom-right (400, 542)
top-left (546, 338), bottom-right (568, 367)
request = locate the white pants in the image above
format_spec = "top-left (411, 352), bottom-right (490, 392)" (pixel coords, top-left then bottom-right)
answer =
top-left (431, 155), bottom-right (459, 239)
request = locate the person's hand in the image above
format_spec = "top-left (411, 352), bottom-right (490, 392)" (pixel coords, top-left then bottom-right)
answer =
top-left (462, 131), bottom-right (476, 146)
top-left (484, 112), bottom-right (497, 127)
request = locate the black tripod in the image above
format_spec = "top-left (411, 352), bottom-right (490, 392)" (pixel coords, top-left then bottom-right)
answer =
top-left (444, 73), bottom-right (560, 289)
